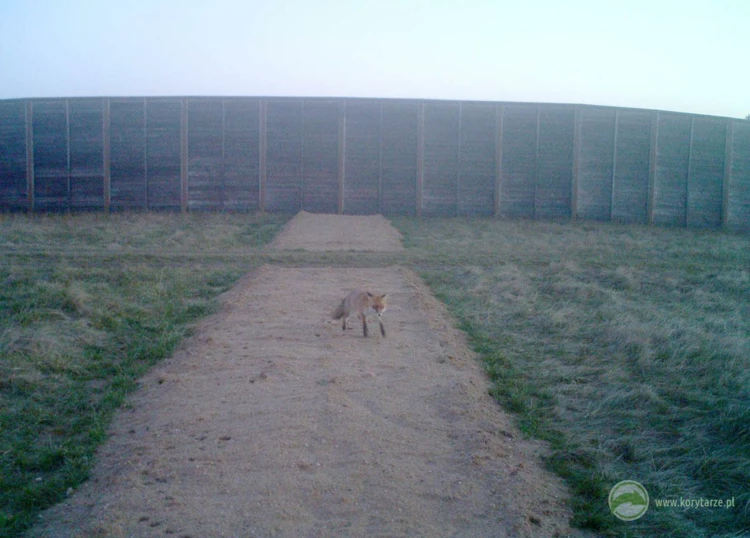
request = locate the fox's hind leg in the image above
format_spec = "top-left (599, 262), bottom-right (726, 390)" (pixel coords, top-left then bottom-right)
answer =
top-left (342, 317), bottom-right (347, 331)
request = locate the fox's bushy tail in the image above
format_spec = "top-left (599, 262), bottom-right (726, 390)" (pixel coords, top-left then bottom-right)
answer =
top-left (332, 300), bottom-right (346, 320)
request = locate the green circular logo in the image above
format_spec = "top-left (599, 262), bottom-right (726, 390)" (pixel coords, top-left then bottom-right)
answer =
top-left (609, 480), bottom-right (649, 521)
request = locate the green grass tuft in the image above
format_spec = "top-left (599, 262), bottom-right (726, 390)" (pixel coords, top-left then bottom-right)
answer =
top-left (393, 217), bottom-right (749, 538)
top-left (0, 211), bottom-right (288, 537)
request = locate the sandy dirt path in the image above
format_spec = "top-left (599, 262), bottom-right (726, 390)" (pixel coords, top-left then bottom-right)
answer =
top-left (267, 211), bottom-right (405, 252)
top-left (31, 213), bottom-right (585, 538)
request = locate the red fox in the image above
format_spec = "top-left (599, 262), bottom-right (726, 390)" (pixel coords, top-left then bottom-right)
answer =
top-left (332, 290), bottom-right (387, 338)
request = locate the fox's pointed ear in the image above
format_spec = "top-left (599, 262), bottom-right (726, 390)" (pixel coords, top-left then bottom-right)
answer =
top-left (367, 292), bottom-right (373, 297)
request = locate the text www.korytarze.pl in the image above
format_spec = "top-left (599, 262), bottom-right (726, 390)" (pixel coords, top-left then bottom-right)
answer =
top-left (653, 497), bottom-right (735, 509)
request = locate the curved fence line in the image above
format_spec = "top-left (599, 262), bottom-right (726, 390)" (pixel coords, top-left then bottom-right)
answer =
top-left (0, 97), bottom-right (748, 230)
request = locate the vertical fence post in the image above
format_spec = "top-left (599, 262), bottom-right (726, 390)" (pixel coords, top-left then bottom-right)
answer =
top-left (416, 102), bottom-right (425, 217)
top-left (143, 98), bottom-right (149, 209)
top-left (533, 104), bottom-right (541, 219)
top-left (647, 111), bottom-right (659, 224)
top-left (456, 102), bottom-right (462, 217)
top-left (300, 100), bottom-right (305, 212)
top-left (494, 104), bottom-right (504, 217)
top-left (259, 99), bottom-right (267, 213)
top-left (180, 98), bottom-right (189, 212)
top-left (722, 120), bottom-right (734, 229)
top-left (25, 101), bottom-right (34, 213)
top-left (103, 98), bottom-right (111, 212)
top-left (221, 99), bottom-right (226, 209)
top-left (571, 106), bottom-right (582, 220)
top-left (65, 99), bottom-right (71, 212)
top-left (338, 100), bottom-right (346, 214)
top-left (685, 116), bottom-right (695, 227)
top-left (610, 109), bottom-right (619, 221)
top-left (378, 101), bottom-right (383, 214)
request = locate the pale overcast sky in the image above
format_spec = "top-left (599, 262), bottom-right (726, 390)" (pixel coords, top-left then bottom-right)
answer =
top-left (1, 0), bottom-right (748, 118)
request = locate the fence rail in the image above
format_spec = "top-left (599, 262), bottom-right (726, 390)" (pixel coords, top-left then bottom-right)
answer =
top-left (1, 96), bottom-right (748, 230)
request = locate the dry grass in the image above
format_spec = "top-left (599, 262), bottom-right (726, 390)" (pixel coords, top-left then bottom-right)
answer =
top-left (393, 217), bottom-right (749, 537)
top-left (2, 212), bottom-right (747, 538)
top-left (1, 211), bottom-right (282, 255)
top-left (0, 211), bottom-right (288, 536)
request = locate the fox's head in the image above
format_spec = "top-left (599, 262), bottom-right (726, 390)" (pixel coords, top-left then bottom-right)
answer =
top-left (367, 292), bottom-right (387, 316)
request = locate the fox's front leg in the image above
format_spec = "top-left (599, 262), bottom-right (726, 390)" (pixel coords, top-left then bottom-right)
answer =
top-left (379, 319), bottom-right (386, 337)
top-left (342, 317), bottom-right (347, 331)
top-left (362, 316), bottom-right (368, 338)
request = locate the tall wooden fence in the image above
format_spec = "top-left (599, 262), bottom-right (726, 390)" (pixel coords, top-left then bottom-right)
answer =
top-left (1, 97), bottom-right (748, 230)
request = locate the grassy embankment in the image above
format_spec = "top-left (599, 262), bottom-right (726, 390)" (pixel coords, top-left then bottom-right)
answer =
top-left (393, 217), bottom-right (749, 537)
top-left (0, 212), bottom-right (287, 536)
